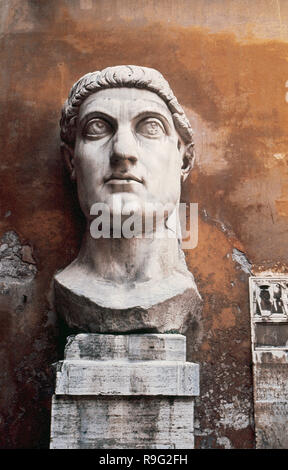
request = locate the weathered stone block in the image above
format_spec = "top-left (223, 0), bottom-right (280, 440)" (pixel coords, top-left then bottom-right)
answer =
top-left (254, 401), bottom-right (288, 449)
top-left (54, 359), bottom-right (199, 396)
top-left (64, 333), bottom-right (187, 362)
top-left (50, 396), bottom-right (194, 449)
top-left (253, 350), bottom-right (288, 449)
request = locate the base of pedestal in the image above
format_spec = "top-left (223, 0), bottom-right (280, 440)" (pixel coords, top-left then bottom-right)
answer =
top-left (50, 395), bottom-right (194, 449)
top-left (50, 334), bottom-right (199, 449)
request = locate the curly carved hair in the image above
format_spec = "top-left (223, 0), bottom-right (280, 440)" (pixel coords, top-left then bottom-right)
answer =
top-left (60, 65), bottom-right (195, 162)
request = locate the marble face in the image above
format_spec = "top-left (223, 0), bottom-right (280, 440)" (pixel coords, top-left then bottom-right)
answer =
top-left (56, 71), bottom-right (202, 333)
top-left (70, 88), bottom-right (186, 222)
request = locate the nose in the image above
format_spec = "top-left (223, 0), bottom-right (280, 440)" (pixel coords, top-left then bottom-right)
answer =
top-left (110, 127), bottom-right (138, 170)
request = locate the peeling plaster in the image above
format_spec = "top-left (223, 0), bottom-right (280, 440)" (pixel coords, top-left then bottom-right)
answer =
top-left (216, 436), bottom-right (232, 449)
top-left (218, 398), bottom-right (252, 431)
top-left (232, 248), bottom-right (252, 275)
top-left (0, 231), bottom-right (37, 284)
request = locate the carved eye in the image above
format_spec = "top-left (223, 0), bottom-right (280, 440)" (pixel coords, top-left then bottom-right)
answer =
top-left (136, 118), bottom-right (166, 138)
top-left (84, 118), bottom-right (112, 138)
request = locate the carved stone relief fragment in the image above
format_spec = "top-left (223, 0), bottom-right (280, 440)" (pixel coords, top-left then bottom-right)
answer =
top-left (249, 276), bottom-right (288, 448)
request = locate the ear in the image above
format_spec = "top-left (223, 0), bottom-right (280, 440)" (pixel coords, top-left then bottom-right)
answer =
top-left (61, 142), bottom-right (76, 181)
top-left (180, 142), bottom-right (195, 182)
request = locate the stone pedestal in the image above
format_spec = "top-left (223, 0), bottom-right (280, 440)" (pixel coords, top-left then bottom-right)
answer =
top-left (50, 333), bottom-right (199, 449)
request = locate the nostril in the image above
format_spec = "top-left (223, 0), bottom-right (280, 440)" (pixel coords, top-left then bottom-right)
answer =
top-left (110, 152), bottom-right (137, 165)
top-left (110, 153), bottom-right (122, 165)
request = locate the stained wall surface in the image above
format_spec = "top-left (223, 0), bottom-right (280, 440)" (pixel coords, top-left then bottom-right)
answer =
top-left (1, 0), bottom-right (288, 448)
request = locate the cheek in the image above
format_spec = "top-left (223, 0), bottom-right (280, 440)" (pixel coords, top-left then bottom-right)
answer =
top-left (140, 139), bottom-right (181, 174)
top-left (74, 141), bottom-right (109, 177)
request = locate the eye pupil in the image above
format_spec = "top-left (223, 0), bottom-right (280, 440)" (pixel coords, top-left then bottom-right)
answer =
top-left (85, 118), bottom-right (111, 137)
top-left (147, 122), bottom-right (159, 134)
top-left (138, 118), bottom-right (165, 137)
top-left (93, 120), bottom-right (106, 130)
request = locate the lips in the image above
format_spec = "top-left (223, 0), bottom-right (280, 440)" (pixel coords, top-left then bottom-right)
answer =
top-left (104, 173), bottom-right (143, 184)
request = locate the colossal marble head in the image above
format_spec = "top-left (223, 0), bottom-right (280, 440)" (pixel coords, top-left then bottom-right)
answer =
top-left (55, 65), bottom-right (201, 333)
top-left (60, 65), bottom-right (195, 222)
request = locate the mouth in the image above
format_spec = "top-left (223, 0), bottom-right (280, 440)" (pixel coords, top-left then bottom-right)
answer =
top-left (104, 173), bottom-right (143, 185)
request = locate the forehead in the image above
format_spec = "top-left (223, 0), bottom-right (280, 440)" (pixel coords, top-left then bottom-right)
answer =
top-left (78, 87), bottom-right (173, 122)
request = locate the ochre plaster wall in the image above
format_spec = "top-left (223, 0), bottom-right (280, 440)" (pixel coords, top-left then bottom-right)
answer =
top-left (1, 0), bottom-right (288, 448)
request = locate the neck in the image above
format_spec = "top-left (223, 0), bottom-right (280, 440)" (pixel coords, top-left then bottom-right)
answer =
top-left (76, 223), bottom-right (184, 285)
top-left (54, 211), bottom-right (200, 314)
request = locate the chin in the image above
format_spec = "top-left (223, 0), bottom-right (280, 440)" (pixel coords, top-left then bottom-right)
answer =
top-left (99, 192), bottom-right (141, 214)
